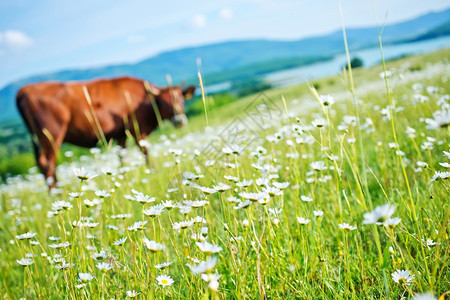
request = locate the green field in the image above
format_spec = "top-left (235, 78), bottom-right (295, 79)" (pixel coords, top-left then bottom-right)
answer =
top-left (0, 48), bottom-right (449, 299)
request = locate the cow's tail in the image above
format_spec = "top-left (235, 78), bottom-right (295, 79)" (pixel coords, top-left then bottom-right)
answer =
top-left (16, 90), bottom-right (41, 159)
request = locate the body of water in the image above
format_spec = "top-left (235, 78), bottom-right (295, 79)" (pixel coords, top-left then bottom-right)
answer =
top-left (264, 36), bottom-right (450, 87)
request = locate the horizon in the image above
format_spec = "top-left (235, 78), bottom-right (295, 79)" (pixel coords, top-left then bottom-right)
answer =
top-left (0, 1), bottom-right (449, 88)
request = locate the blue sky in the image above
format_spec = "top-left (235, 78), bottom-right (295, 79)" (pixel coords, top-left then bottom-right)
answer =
top-left (0, 0), bottom-right (449, 87)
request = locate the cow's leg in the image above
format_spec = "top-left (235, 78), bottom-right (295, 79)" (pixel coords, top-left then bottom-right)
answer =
top-left (137, 135), bottom-right (150, 166)
top-left (117, 137), bottom-right (126, 148)
top-left (116, 136), bottom-right (127, 167)
top-left (36, 124), bottom-right (67, 189)
top-left (37, 148), bottom-right (56, 188)
top-left (35, 150), bottom-right (50, 186)
top-left (35, 137), bottom-right (57, 188)
top-left (141, 146), bottom-right (150, 166)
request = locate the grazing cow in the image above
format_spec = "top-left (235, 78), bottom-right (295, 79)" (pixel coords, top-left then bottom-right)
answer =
top-left (16, 76), bottom-right (196, 188)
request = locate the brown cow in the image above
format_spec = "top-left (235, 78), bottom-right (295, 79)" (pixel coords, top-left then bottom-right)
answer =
top-left (16, 76), bottom-right (196, 188)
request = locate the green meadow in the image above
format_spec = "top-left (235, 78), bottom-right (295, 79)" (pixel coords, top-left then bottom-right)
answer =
top-left (0, 48), bottom-right (449, 299)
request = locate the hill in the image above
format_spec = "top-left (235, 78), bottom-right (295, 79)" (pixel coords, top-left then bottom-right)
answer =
top-left (406, 21), bottom-right (450, 42)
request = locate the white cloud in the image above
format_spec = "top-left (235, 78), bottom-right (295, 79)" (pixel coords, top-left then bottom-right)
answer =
top-left (0, 30), bottom-right (34, 50)
top-left (219, 8), bottom-right (233, 20)
top-left (190, 14), bottom-right (207, 29)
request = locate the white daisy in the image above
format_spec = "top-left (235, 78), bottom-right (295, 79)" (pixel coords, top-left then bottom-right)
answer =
top-left (155, 261), bottom-right (173, 269)
top-left (197, 186), bottom-right (218, 195)
top-left (143, 204), bottom-right (165, 217)
top-left (300, 195), bottom-right (313, 202)
top-left (95, 190), bottom-right (111, 198)
top-left (313, 210), bottom-right (324, 217)
top-left (49, 242), bottom-right (71, 249)
top-left (92, 250), bottom-right (108, 260)
top-left (236, 179), bottom-right (253, 187)
top-left (101, 166), bottom-right (116, 176)
top-left (384, 217), bottom-right (401, 228)
top-left (338, 223), bottom-right (357, 231)
top-left (310, 161), bottom-right (327, 171)
top-left (126, 290), bottom-right (139, 298)
top-left (188, 256), bottom-right (218, 274)
top-left (263, 186), bottom-right (283, 196)
top-left (191, 216), bottom-right (207, 224)
top-left (73, 167), bottom-right (98, 181)
top-left (84, 199), bottom-right (101, 208)
top-left (17, 258), bottom-right (34, 266)
top-left (312, 118), bottom-right (327, 128)
top-left (391, 269), bottom-right (414, 285)
top-left (127, 221), bottom-right (147, 231)
top-left (162, 200), bottom-right (176, 210)
top-left (113, 237), bottom-right (128, 246)
top-left (156, 275), bottom-right (174, 287)
top-left (273, 181), bottom-right (290, 189)
top-left (96, 262), bottom-right (114, 272)
top-left (416, 161), bottom-right (428, 168)
top-left (75, 283), bottom-right (87, 290)
top-left (15, 232), bottom-right (37, 240)
top-left (319, 94), bottom-right (335, 107)
top-left (143, 238), bottom-right (166, 252)
top-left (233, 200), bottom-right (253, 210)
top-left (79, 272), bottom-right (94, 282)
top-left (132, 193), bottom-right (156, 204)
top-left (224, 175), bottom-right (239, 182)
top-left (111, 213), bottom-right (132, 219)
top-left (201, 273), bottom-right (222, 291)
top-left (52, 201), bottom-right (73, 211)
top-left (421, 238), bottom-right (440, 247)
top-left (172, 219), bottom-right (195, 231)
top-left (222, 144), bottom-right (243, 155)
top-left (183, 171), bottom-right (204, 180)
top-left (258, 197), bottom-right (271, 205)
top-left (213, 183), bottom-right (231, 192)
top-left (196, 241), bottom-right (223, 254)
top-left (183, 200), bottom-right (209, 208)
top-left (297, 217), bottom-right (311, 225)
top-left (429, 171), bottom-right (450, 182)
top-left (363, 204), bottom-right (396, 225)
top-left (412, 292), bottom-right (438, 300)
top-left (439, 162), bottom-right (450, 168)
top-left (239, 192), bottom-right (269, 202)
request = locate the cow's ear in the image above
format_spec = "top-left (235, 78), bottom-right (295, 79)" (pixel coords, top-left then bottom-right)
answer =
top-left (144, 81), bottom-right (161, 96)
top-left (183, 85), bottom-right (196, 100)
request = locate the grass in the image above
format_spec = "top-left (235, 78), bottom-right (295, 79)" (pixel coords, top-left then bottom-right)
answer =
top-left (0, 48), bottom-right (449, 299)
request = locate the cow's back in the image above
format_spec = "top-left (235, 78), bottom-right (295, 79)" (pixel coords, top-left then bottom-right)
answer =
top-left (68, 77), bottom-right (147, 117)
top-left (63, 77), bottom-right (148, 145)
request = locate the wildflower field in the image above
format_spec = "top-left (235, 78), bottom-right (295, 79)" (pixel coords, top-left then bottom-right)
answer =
top-left (0, 48), bottom-right (449, 299)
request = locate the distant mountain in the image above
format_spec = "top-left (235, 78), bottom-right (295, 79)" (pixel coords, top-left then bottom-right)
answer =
top-left (1, 8), bottom-right (449, 123)
top-left (406, 21), bottom-right (450, 42)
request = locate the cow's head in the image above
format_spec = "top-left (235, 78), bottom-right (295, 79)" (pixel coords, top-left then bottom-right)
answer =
top-left (147, 84), bottom-right (196, 128)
